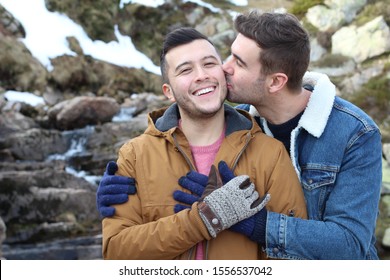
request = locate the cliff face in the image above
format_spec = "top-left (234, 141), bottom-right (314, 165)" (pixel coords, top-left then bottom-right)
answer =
top-left (0, 0), bottom-right (389, 259)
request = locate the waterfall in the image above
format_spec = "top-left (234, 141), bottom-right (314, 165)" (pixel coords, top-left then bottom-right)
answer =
top-left (46, 125), bottom-right (100, 185)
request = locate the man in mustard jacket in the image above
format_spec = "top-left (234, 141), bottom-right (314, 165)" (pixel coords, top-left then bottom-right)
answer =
top-left (102, 27), bottom-right (307, 260)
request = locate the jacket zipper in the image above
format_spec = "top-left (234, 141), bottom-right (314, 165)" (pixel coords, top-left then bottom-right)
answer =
top-left (173, 133), bottom-right (196, 171)
top-left (172, 131), bottom-right (253, 260)
top-left (172, 133), bottom-right (199, 260)
top-left (231, 132), bottom-right (252, 171)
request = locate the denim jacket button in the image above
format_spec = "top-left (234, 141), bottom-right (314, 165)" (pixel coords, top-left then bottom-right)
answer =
top-left (273, 247), bottom-right (279, 254)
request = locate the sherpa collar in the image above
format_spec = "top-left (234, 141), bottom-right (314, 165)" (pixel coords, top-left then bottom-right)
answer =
top-left (249, 71), bottom-right (336, 138)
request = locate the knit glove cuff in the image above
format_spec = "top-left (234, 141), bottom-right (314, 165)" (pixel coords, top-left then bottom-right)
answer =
top-left (249, 208), bottom-right (268, 245)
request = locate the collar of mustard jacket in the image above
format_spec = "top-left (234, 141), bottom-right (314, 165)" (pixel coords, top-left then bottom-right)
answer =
top-left (145, 103), bottom-right (258, 137)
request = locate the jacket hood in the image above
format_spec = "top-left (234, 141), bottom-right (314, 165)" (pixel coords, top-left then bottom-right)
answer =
top-left (148, 103), bottom-right (254, 136)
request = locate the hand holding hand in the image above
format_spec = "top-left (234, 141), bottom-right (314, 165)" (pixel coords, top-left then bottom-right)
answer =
top-left (218, 161), bottom-right (268, 240)
top-left (173, 171), bottom-right (208, 213)
top-left (173, 160), bottom-right (240, 213)
top-left (198, 165), bottom-right (270, 238)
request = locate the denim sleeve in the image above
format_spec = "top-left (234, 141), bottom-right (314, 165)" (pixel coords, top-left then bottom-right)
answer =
top-left (265, 129), bottom-right (382, 259)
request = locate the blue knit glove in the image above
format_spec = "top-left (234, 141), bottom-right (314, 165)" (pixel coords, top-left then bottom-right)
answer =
top-left (218, 161), bottom-right (267, 245)
top-left (173, 171), bottom-right (208, 213)
top-left (96, 161), bottom-right (136, 218)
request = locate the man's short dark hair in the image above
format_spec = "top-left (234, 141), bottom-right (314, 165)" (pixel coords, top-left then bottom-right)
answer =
top-left (234, 10), bottom-right (310, 91)
top-left (160, 27), bottom-right (215, 83)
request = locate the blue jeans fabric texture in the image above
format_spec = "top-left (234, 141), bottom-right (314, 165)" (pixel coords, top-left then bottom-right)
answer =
top-left (237, 72), bottom-right (382, 259)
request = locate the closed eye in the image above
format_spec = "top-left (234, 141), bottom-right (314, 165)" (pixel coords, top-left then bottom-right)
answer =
top-left (205, 62), bottom-right (217, 67)
top-left (176, 67), bottom-right (193, 76)
top-left (232, 53), bottom-right (247, 68)
top-left (179, 68), bottom-right (191, 74)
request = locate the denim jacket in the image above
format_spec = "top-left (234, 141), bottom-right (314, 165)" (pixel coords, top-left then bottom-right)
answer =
top-left (238, 72), bottom-right (382, 259)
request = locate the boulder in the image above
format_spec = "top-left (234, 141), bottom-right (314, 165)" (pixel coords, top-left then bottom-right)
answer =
top-left (48, 96), bottom-right (120, 130)
top-left (332, 16), bottom-right (390, 63)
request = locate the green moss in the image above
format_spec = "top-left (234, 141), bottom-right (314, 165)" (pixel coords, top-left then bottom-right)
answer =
top-left (360, 53), bottom-right (390, 69)
top-left (289, 0), bottom-right (324, 19)
top-left (348, 73), bottom-right (390, 123)
top-left (45, 0), bottom-right (119, 42)
top-left (78, 8), bottom-right (117, 42)
top-left (118, 3), bottom-right (189, 65)
top-left (376, 196), bottom-right (390, 259)
top-left (354, 2), bottom-right (390, 27)
top-left (301, 18), bottom-right (319, 36)
top-left (328, 75), bottom-right (344, 89)
top-left (312, 53), bottom-right (350, 68)
top-left (383, 158), bottom-right (390, 185)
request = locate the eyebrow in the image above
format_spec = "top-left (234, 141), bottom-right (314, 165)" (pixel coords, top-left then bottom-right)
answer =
top-left (232, 53), bottom-right (248, 68)
top-left (174, 55), bottom-right (219, 72)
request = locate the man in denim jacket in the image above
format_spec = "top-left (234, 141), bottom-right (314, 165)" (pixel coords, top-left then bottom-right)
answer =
top-left (220, 11), bottom-right (382, 259)
top-left (97, 11), bottom-right (382, 259)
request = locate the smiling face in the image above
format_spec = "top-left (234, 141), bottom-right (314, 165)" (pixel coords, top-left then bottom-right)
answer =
top-left (162, 39), bottom-right (227, 120)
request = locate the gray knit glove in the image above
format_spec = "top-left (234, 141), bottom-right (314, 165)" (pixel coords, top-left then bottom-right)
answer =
top-left (198, 165), bottom-right (271, 238)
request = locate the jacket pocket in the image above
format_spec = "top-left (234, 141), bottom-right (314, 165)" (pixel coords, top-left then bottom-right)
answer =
top-left (301, 168), bottom-right (337, 191)
top-left (301, 166), bottom-right (338, 220)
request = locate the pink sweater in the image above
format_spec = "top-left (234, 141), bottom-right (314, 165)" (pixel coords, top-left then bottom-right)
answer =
top-left (189, 128), bottom-right (225, 260)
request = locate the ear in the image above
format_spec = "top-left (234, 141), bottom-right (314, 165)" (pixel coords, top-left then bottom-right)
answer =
top-left (162, 83), bottom-right (175, 102)
top-left (268, 73), bottom-right (288, 93)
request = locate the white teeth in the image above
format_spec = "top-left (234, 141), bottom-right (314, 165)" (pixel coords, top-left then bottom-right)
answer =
top-left (194, 87), bottom-right (214, 96)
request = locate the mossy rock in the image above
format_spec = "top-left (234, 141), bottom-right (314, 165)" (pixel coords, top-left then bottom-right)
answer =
top-left (354, 1), bottom-right (390, 27)
top-left (45, 0), bottom-right (119, 42)
top-left (348, 71), bottom-right (390, 124)
top-left (289, 0), bottom-right (324, 19)
top-left (312, 53), bottom-right (351, 68)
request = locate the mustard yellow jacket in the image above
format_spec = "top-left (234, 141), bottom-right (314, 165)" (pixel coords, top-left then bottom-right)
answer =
top-left (102, 104), bottom-right (307, 259)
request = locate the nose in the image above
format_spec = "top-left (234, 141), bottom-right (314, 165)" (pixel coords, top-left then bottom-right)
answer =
top-left (194, 66), bottom-right (210, 82)
top-left (222, 57), bottom-right (233, 75)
